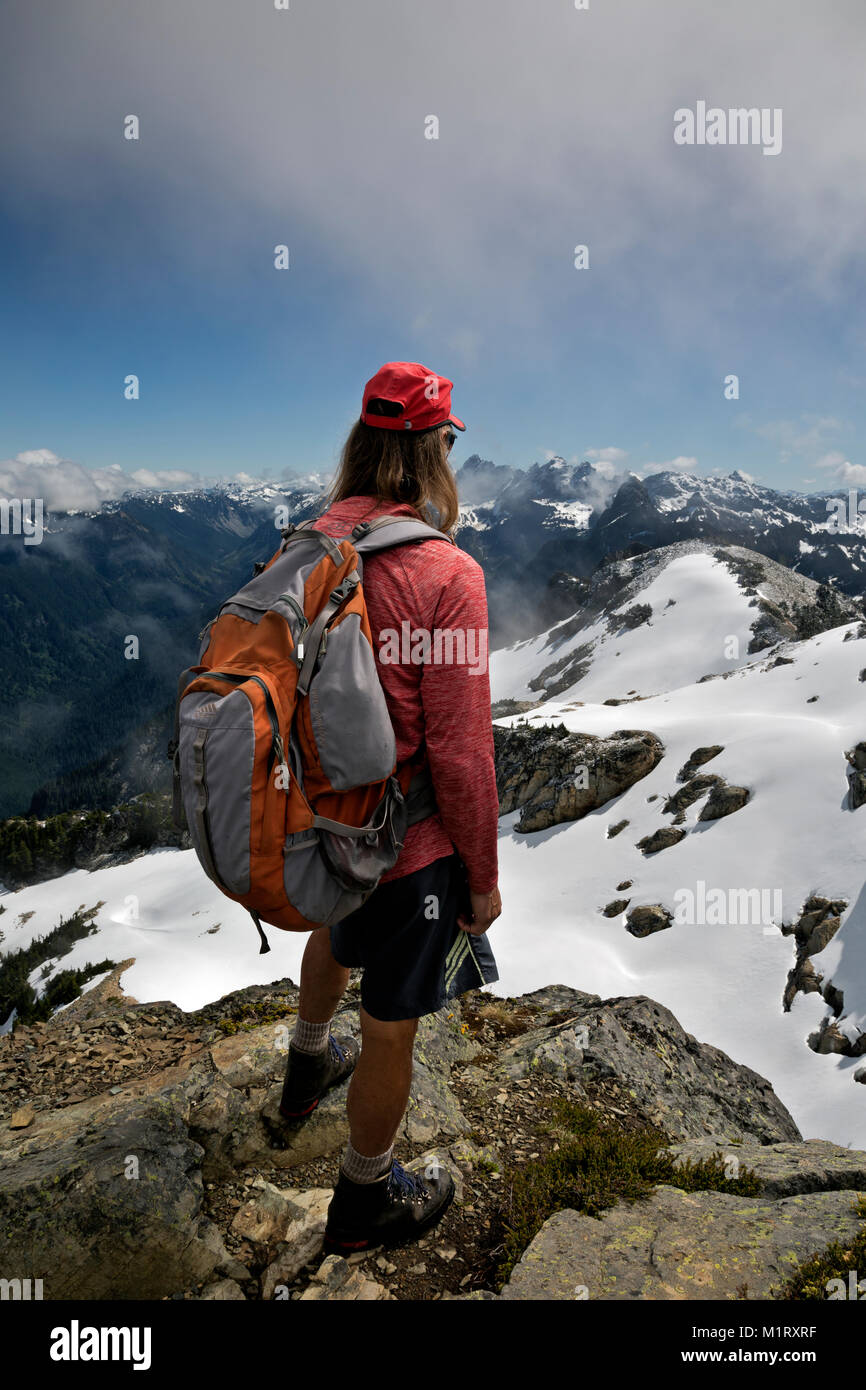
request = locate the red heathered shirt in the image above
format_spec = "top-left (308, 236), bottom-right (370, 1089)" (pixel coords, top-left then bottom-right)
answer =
top-left (311, 495), bottom-right (499, 894)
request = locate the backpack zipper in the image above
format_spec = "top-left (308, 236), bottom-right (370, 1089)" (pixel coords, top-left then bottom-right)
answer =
top-left (276, 593), bottom-right (310, 660)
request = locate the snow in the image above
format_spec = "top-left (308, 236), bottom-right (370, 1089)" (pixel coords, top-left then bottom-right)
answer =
top-left (0, 850), bottom-right (309, 1015)
top-left (492, 552), bottom-right (760, 703)
top-left (532, 498), bottom-right (593, 530)
top-left (457, 505), bottom-right (494, 532)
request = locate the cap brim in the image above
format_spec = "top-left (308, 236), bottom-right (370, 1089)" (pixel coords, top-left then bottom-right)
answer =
top-left (449, 415), bottom-right (466, 431)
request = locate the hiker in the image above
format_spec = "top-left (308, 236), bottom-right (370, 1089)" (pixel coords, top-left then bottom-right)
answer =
top-left (278, 361), bottom-right (502, 1255)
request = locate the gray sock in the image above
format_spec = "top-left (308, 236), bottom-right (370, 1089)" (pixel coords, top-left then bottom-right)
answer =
top-left (341, 1141), bottom-right (394, 1184)
top-left (292, 1017), bottom-right (331, 1055)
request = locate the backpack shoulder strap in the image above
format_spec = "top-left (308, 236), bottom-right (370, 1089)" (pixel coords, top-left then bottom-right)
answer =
top-left (346, 516), bottom-right (454, 554)
top-left (278, 517), bottom-right (344, 565)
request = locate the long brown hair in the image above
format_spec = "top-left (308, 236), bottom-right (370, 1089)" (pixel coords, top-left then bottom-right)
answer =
top-left (325, 420), bottom-right (460, 534)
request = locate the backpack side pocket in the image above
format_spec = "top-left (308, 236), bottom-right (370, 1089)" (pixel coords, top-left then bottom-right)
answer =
top-left (315, 776), bottom-right (409, 892)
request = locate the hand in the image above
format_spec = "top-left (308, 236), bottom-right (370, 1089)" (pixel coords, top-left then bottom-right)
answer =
top-left (457, 886), bottom-right (502, 936)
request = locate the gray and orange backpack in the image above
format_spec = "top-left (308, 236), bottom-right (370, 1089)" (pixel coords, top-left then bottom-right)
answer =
top-left (168, 514), bottom-right (449, 952)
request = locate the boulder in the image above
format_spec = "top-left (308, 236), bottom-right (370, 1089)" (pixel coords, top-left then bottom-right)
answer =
top-left (494, 724), bottom-right (664, 832)
top-left (663, 774), bottom-right (723, 820)
top-left (624, 904), bottom-right (672, 938)
top-left (0, 1093), bottom-right (226, 1299)
top-left (636, 827), bottom-right (686, 854)
top-left (845, 743), bottom-right (866, 809)
top-left (602, 898), bottom-right (630, 917)
top-left (698, 783), bottom-right (750, 821)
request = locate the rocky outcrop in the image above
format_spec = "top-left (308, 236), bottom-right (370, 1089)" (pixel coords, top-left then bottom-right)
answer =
top-left (608, 602), bottom-right (652, 633)
top-left (498, 1187), bottom-right (865, 1301)
top-left (663, 773), bottom-right (723, 821)
top-left (747, 596), bottom-right (799, 654)
top-left (1, 974), bottom-right (863, 1303)
top-left (503, 992), bottom-right (799, 1144)
top-left (526, 642), bottom-right (594, 700)
top-left (494, 724), bottom-right (664, 832)
top-left (779, 896), bottom-right (866, 1059)
top-left (845, 742), bottom-right (866, 810)
top-left (808, 1018), bottom-right (866, 1059)
top-left (782, 895), bottom-right (847, 1014)
top-left (667, 1138), bottom-right (866, 1198)
top-left (0, 1091), bottom-right (229, 1299)
top-left (0, 793), bottom-right (188, 891)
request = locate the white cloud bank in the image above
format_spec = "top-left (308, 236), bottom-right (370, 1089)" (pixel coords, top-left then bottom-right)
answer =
top-left (817, 451), bottom-right (866, 487)
top-left (0, 450), bottom-right (265, 513)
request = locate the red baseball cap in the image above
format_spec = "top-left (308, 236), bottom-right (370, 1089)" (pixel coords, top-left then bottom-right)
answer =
top-left (360, 361), bottom-right (466, 433)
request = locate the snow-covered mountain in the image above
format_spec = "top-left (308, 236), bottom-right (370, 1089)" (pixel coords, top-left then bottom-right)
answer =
top-left (455, 457), bottom-right (866, 644)
top-left (491, 540), bottom-right (859, 705)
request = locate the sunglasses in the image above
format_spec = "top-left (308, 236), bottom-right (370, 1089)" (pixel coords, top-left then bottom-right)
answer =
top-left (443, 430), bottom-right (457, 453)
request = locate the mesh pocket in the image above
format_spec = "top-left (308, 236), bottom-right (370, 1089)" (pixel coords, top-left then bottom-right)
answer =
top-left (317, 777), bottom-right (409, 892)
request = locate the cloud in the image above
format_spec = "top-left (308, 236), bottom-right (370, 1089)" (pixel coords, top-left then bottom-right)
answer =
top-left (640, 456), bottom-right (700, 475)
top-left (1, 0), bottom-right (863, 360)
top-left (816, 452), bottom-right (866, 486)
top-left (585, 447), bottom-right (629, 463)
top-left (752, 415), bottom-right (846, 465)
top-left (0, 450), bottom-right (270, 513)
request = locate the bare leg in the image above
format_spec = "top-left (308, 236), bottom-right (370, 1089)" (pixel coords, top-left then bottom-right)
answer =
top-left (297, 927), bottom-right (349, 1023)
top-left (346, 1007), bottom-right (418, 1155)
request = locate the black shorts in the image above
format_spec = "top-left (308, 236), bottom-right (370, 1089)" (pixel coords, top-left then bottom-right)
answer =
top-left (328, 851), bottom-right (499, 1022)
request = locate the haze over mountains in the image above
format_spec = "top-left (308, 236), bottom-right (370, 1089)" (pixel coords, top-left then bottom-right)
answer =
top-left (1, 457), bottom-right (864, 819)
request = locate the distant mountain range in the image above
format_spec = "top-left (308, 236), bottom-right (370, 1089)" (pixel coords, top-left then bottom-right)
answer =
top-left (0, 460), bottom-right (863, 818)
top-left (455, 456), bottom-right (866, 641)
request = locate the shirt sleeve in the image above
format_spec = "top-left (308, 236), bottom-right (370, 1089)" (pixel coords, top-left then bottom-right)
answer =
top-left (416, 552), bottom-right (499, 894)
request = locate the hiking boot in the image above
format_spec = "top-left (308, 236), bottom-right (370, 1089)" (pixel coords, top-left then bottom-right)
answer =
top-left (323, 1158), bottom-right (455, 1256)
top-left (278, 1034), bottom-right (359, 1121)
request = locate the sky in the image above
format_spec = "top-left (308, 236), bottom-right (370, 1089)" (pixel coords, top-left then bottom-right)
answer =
top-left (1, 0), bottom-right (865, 508)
